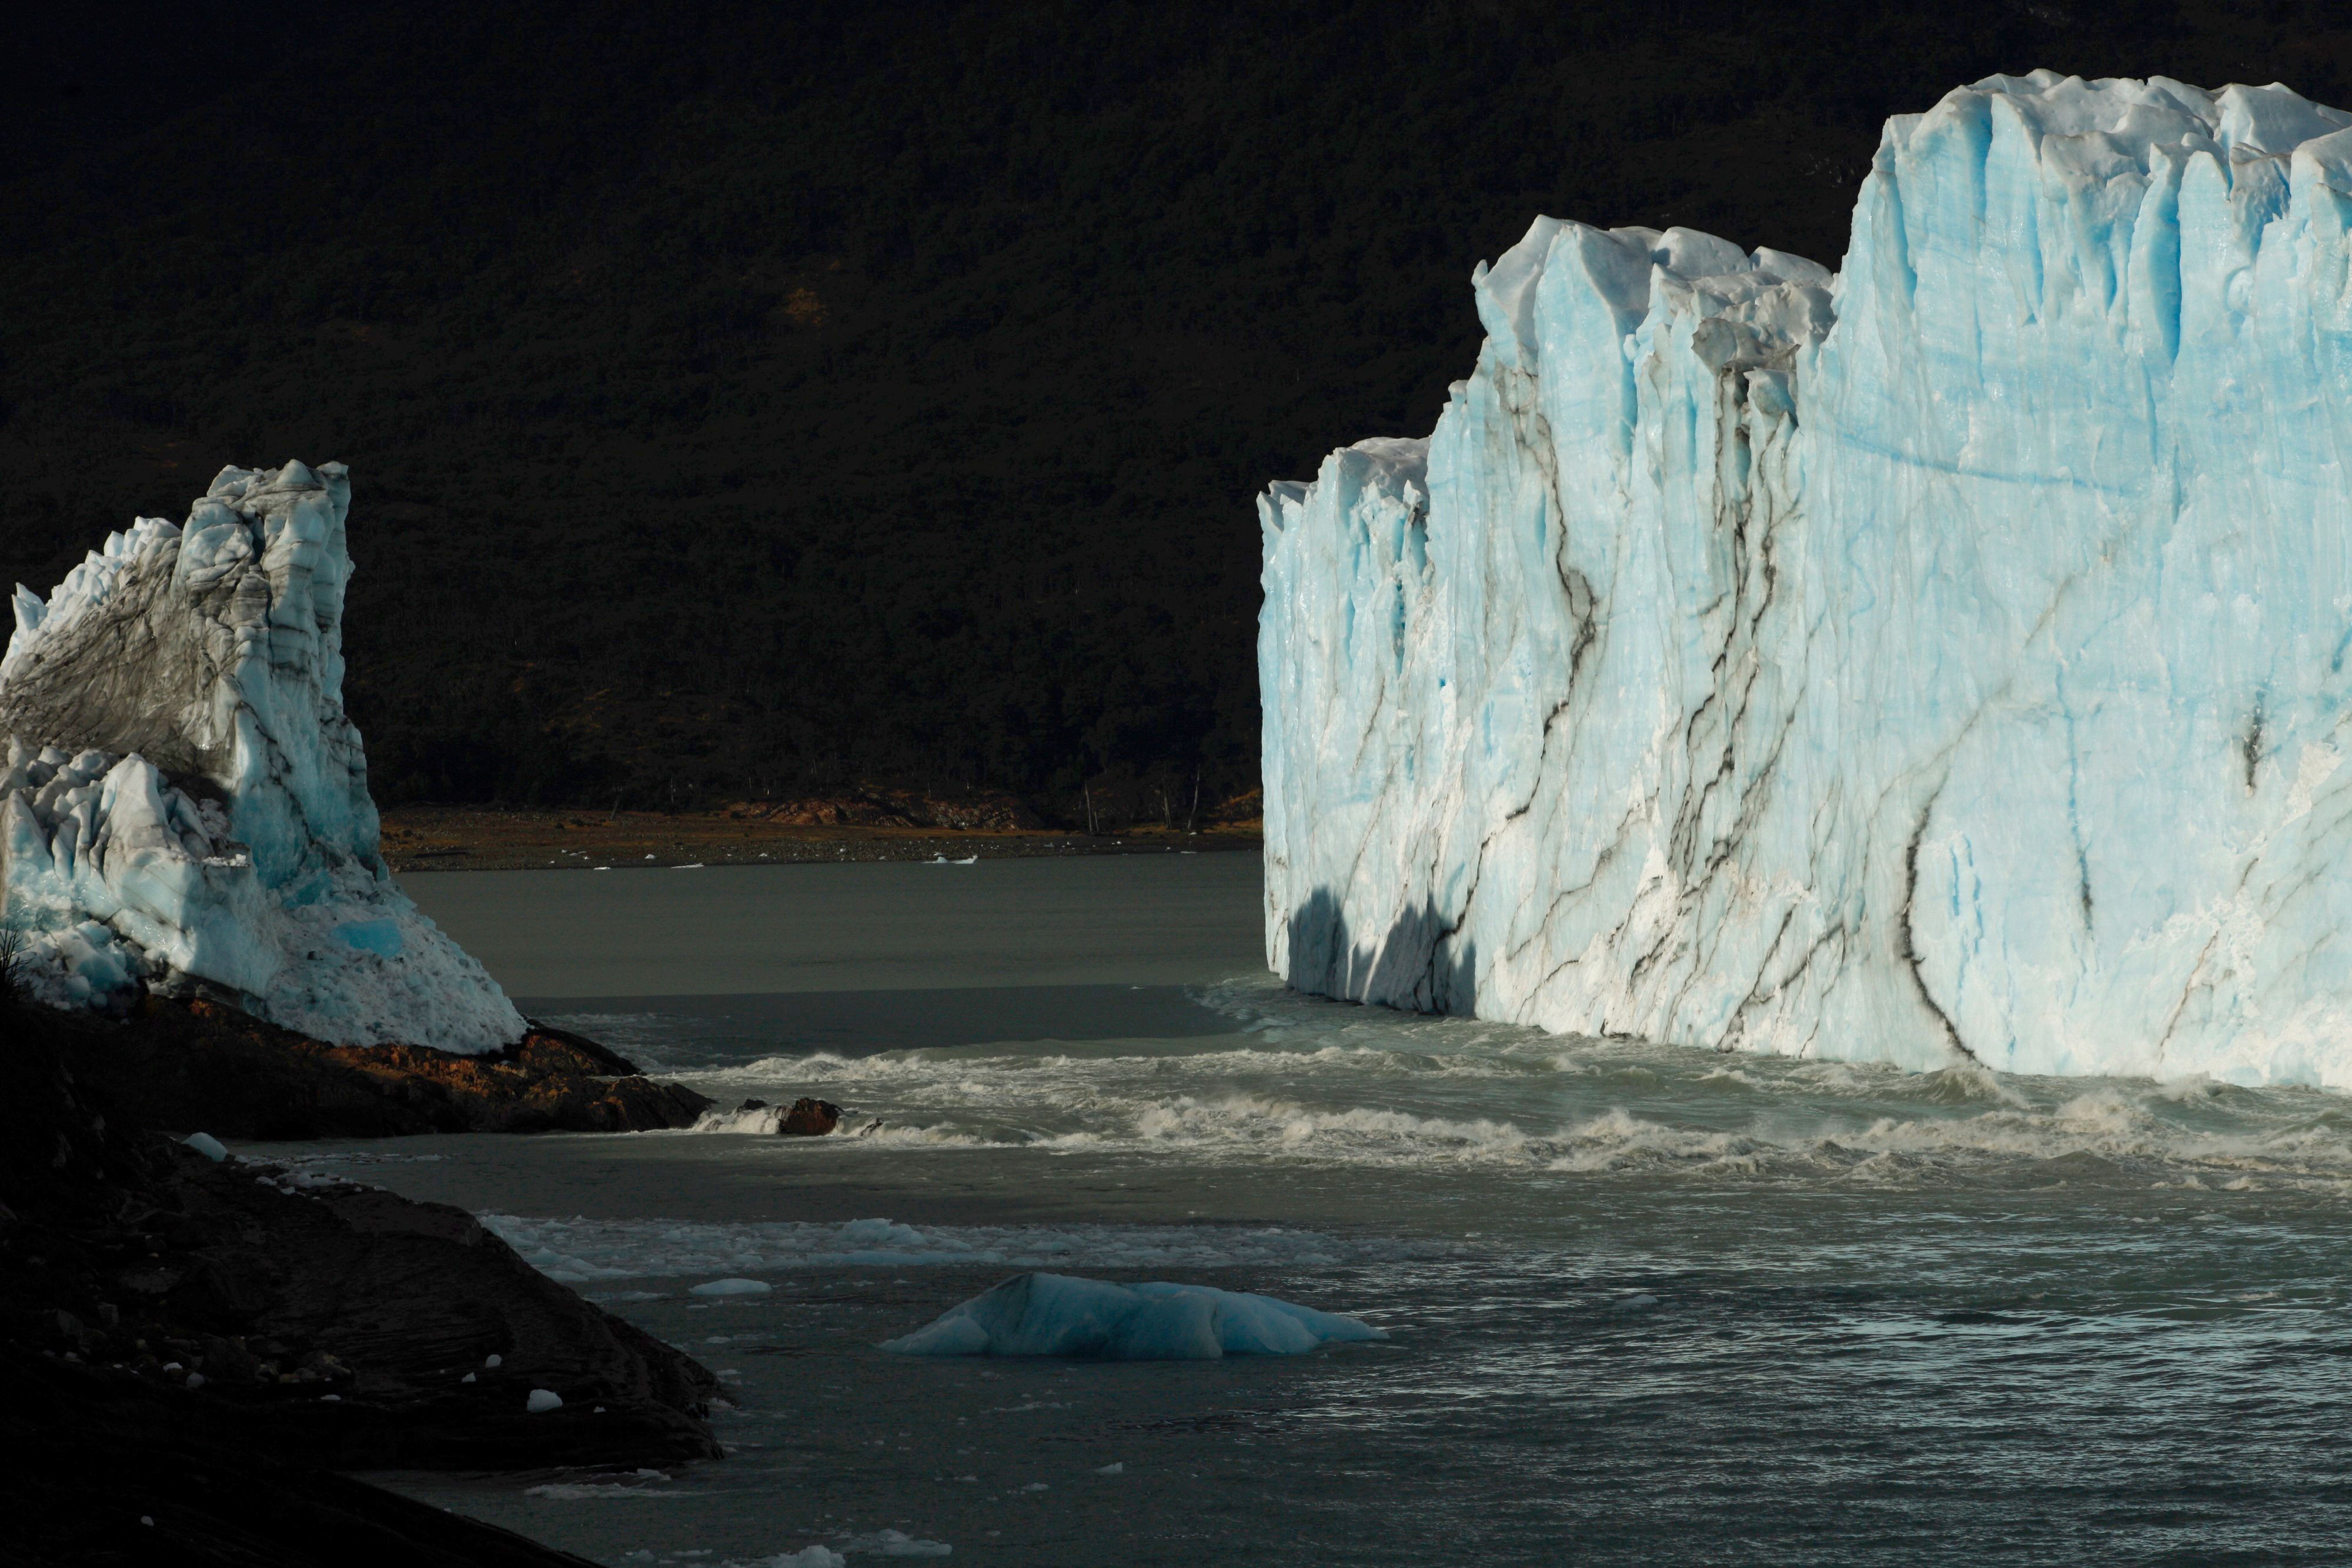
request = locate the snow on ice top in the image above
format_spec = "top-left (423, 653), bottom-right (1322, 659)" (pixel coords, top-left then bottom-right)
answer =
top-left (1260, 72), bottom-right (2352, 1089)
top-left (0, 462), bottom-right (523, 1052)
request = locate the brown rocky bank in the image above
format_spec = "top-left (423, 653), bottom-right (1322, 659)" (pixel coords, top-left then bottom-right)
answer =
top-left (73, 995), bottom-right (712, 1139)
top-left (2, 994), bottom-right (724, 1565)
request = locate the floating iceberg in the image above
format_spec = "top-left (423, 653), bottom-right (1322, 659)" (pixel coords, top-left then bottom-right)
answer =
top-left (1262, 72), bottom-right (2352, 1088)
top-left (0, 462), bottom-right (524, 1051)
top-left (880, 1272), bottom-right (1384, 1360)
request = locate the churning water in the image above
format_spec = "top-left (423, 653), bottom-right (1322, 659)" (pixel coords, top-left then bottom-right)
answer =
top-left (320, 857), bottom-right (2352, 1564)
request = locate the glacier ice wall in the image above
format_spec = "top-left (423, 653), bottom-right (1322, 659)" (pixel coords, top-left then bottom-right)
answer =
top-left (0, 461), bottom-right (524, 1052)
top-left (1261, 71), bottom-right (2352, 1088)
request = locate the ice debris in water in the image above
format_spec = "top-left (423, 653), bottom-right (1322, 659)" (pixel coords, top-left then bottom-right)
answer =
top-left (1262, 72), bottom-right (2352, 1089)
top-left (880, 1272), bottom-right (1384, 1360)
top-left (688, 1278), bottom-right (773, 1297)
top-left (182, 1132), bottom-right (226, 1162)
top-left (834, 1533), bottom-right (951, 1559)
top-left (0, 462), bottom-right (524, 1051)
top-left (527, 1388), bottom-right (563, 1413)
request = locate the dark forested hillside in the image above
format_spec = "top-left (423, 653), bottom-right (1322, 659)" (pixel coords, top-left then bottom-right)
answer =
top-left (4, 1), bottom-right (2346, 818)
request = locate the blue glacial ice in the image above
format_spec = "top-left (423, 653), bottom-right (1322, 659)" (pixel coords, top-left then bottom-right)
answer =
top-left (1261, 72), bottom-right (2352, 1088)
top-left (880, 1272), bottom-right (1385, 1360)
top-left (0, 461), bottom-right (524, 1051)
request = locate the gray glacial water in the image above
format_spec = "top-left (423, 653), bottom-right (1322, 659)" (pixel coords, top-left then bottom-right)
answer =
top-left (289, 856), bottom-right (2352, 1565)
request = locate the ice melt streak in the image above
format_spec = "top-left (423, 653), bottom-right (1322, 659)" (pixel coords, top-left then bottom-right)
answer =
top-left (1261, 71), bottom-right (2352, 1088)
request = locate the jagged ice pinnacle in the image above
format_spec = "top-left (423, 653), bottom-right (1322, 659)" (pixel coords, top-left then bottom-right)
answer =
top-left (1261, 72), bottom-right (2352, 1088)
top-left (0, 461), bottom-right (523, 1051)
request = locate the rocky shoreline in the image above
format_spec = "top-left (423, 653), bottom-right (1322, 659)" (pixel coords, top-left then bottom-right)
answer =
top-left (65, 995), bottom-right (712, 1139)
top-left (380, 800), bottom-right (1262, 873)
top-left (5, 995), bottom-right (724, 1564)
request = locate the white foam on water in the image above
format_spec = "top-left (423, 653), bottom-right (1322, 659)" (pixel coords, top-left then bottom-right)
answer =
top-left (518, 979), bottom-right (2352, 1193)
top-left (687, 1104), bottom-right (786, 1135)
top-left (483, 1214), bottom-right (1421, 1284)
top-left (723, 1550), bottom-right (847, 1568)
top-left (837, 1530), bottom-right (952, 1557)
top-left (524, 1472), bottom-right (688, 1500)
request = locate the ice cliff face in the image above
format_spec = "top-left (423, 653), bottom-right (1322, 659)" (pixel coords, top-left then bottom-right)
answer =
top-left (0, 462), bottom-right (524, 1051)
top-left (1262, 71), bottom-right (2352, 1088)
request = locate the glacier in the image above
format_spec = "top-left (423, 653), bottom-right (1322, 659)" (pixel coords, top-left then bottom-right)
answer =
top-left (0, 461), bottom-right (524, 1052)
top-left (1261, 71), bottom-right (2352, 1089)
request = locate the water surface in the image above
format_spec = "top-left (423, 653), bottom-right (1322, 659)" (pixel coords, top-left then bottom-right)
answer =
top-left (309, 858), bottom-right (2352, 1564)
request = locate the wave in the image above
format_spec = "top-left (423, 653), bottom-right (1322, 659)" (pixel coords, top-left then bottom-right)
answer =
top-left (484, 1213), bottom-right (1426, 1284)
top-left (543, 978), bottom-right (2352, 1190)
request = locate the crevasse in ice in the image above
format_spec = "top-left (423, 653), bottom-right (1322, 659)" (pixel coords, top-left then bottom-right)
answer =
top-left (0, 461), bottom-right (524, 1051)
top-left (1261, 72), bottom-right (2352, 1088)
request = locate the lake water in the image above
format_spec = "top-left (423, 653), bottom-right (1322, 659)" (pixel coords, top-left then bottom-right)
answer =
top-left (294, 856), bottom-right (2352, 1564)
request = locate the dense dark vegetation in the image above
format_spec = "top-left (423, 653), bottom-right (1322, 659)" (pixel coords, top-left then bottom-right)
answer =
top-left (5, 1), bottom-right (2346, 818)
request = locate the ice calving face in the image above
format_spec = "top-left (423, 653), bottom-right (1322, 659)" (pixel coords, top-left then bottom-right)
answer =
top-left (0, 462), bottom-right (522, 1051)
top-left (879, 1271), bottom-right (1385, 1360)
top-left (1259, 71), bottom-right (2352, 1088)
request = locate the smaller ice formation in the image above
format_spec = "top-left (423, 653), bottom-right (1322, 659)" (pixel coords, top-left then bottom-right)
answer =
top-left (880, 1272), bottom-right (1385, 1360)
top-left (0, 462), bottom-right (524, 1052)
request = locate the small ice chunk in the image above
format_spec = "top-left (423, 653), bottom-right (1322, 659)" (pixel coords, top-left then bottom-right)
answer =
top-left (485, 1353), bottom-right (502, 1367)
top-left (527, 1388), bottom-right (563, 1413)
top-left (183, 1132), bottom-right (228, 1162)
top-left (185, 1372), bottom-right (205, 1389)
top-left (1095, 1462), bottom-right (1124, 1475)
top-left (1613, 1294), bottom-right (1660, 1312)
top-left (690, 1278), bottom-right (773, 1297)
top-left (840, 1219), bottom-right (924, 1249)
top-left (462, 1372), bottom-right (476, 1383)
top-left (881, 1273), bottom-right (1384, 1360)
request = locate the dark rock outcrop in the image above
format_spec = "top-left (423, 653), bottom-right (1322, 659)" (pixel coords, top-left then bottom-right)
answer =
top-left (1, 992), bottom-right (722, 1563)
top-left (63, 997), bottom-right (711, 1138)
top-left (780, 1095), bottom-right (843, 1135)
top-left (730, 1095), bottom-right (844, 1134)
top-left (1, 1350), bottom-right (606, 1566)
top-left (124, 1151), bottom-right (724, 1469)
